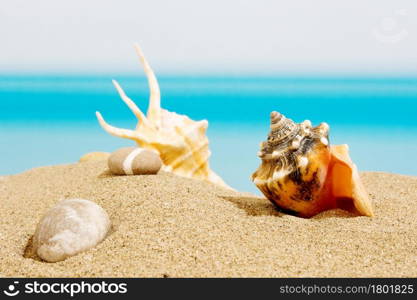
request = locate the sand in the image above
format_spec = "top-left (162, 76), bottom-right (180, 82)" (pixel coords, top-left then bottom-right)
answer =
top-left (0, 161), bottom-right (416, 277)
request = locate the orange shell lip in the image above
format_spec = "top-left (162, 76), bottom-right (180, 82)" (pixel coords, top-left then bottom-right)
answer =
top-left (326, 144), bottom-right (373, 217)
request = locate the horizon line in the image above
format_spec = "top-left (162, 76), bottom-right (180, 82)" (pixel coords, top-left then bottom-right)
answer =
top-left (1, 70), bottom-right (417, 79)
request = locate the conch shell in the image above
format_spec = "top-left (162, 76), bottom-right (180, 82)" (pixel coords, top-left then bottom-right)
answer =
top-left (96, 44), bottom-right (229, 189)
top-left (251, 111), bottom-right (373, 218)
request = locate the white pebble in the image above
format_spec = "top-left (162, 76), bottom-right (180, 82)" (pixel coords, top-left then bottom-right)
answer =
top-left (33, 199), bottom-right (111, 262)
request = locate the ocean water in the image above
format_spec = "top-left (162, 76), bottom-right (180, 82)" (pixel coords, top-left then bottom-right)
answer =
top-left (1, 75), bottom-right (416, 193)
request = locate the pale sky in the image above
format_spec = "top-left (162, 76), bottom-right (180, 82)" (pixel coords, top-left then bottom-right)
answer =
top-left (1, 0), bottom-right (416, 74)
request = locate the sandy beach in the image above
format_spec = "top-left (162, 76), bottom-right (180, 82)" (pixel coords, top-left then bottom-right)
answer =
top-left (0, 160), bottom-right (416, 277)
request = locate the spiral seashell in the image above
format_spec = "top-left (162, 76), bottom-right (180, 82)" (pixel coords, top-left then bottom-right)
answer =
top-left (33, 199), bottom-right (111, 262)
top-left (95, 44), bottom-right (230, 189)
top-left (251, 111), bottom-right (373, 218)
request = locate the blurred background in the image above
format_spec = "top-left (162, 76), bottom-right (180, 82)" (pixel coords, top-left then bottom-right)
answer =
top-left (1, 0), bottom-right (416, 192)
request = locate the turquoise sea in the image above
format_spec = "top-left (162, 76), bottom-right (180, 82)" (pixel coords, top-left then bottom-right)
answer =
top-left (1, 75), bottom-right (416, 193)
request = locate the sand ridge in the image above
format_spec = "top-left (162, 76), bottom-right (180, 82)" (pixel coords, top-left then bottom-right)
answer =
top-left (0, 161), bottom-right (416, 277)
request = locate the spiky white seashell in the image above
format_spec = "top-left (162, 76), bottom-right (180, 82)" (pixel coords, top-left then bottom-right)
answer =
top-left (95, 44), bottom-right (230, 189)
top-left (33, 199), bottom-right (111, 262)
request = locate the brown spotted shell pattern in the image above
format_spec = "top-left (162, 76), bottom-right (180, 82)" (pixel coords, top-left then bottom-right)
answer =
top-left (251, 111), bottom-right (373, 218)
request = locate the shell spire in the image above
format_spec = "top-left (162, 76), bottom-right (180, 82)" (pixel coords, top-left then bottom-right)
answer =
top-left (251, 111), bottom-right (373, 218)
top-left (134, 43), bottom-right (161, 128)
top-left (96, 44), bottom-right (230, 189)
